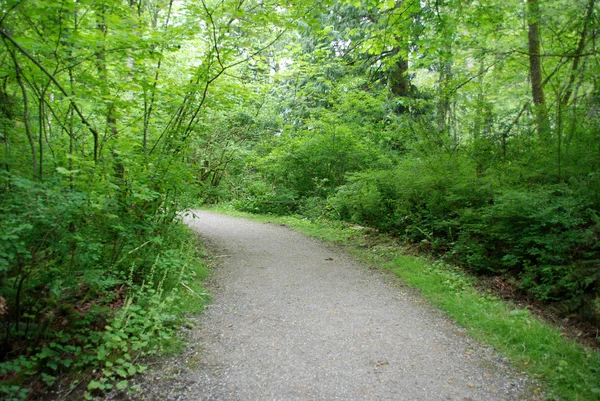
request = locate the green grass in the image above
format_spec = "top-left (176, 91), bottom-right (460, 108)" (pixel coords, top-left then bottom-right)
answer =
top-left (159, 231), bottom-right (212, 355)
top-left (205, 205), bottom-right (357, 243)
top-left (389, 256), bottom-right (600, 401)
top-left (174, 259), bottom-right (212, 315)
top-left (205, 206), bottom-right (600, 401)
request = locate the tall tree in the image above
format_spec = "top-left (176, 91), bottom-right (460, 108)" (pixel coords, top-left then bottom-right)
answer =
top-left (527, 0), bottom-right (550, 138)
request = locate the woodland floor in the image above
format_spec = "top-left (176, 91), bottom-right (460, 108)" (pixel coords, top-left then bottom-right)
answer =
top-left (106, 210), bottom-right (540, 400)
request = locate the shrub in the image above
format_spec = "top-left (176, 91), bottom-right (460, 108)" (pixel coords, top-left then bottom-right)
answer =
top-left (329, 158), bottom-right (600, 320)
top-left (455, 186), bottom-right (600, 315)
top-left (0, 171), bottom-right (208, 398)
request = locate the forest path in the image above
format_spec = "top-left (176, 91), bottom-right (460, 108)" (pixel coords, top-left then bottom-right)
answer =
top-left (150, 210), bottom-right (532, 400)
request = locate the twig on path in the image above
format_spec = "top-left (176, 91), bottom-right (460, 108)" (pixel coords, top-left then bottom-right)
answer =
top-left (62, 376), bottom-right (86, 399)
top-left (180, 282), bottom-right (208, 298)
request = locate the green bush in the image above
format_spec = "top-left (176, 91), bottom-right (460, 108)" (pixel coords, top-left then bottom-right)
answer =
top-left (328, 158), bottom-right (600, 320)
top-left (454, 187), bottom-right (600, 314)
top-left (255, 121), bottom-right (385, 199)
top-left (232, 180), bottom-right (299, 215)
top-left (0, 170), bottom-right (207, 398)
top-left (330, 155), bottom-right (491, 241)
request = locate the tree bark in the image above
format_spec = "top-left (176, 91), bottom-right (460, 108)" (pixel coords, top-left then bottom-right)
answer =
top-left (527, 0), bottom-right (550, 138)
top-left (387, 53), bottom-right (414, 115)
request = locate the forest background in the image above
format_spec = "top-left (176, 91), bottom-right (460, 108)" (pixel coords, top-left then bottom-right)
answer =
top-left (0, 0), bottom-right (599, 399)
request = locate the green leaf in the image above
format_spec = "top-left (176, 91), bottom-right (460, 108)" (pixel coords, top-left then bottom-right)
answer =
top-left (116, 380), bottom-right (128, 390)
top-left (56, 167), bottom-right (80, 175)
top-left (97, 347), bottom-right (108, 361)
top-left (87, 380), bottom-right (102, 390)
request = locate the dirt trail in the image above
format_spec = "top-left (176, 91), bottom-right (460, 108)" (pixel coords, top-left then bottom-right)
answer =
top-left (131, 210), bottom-right (534, 400)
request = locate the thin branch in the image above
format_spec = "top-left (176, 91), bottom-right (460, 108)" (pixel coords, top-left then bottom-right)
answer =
top-left (0, 0), bottom-right (25, 27)
top-left (4, 42), bottom-right (37, 177)
top-left (512, 49), bottom-right (599, 58)
top-left (451, 59), bottom-right (500, 93)
top-left (153, 2), bottom-right (321, 156)
top-left (201, 0), bottom-right (225, 70)
top-left (500, 102), bottom-right (530, 141)
top-left (151, 27), bottom-right (288, 155)
top-left (0, 28), bottom-right (100, 162)
top-left (562, 0), bottom-right (596, 105)
top-left (42, 96), bottom-right (73, 140)
top-left (181, 28), bottom-right (288, 138)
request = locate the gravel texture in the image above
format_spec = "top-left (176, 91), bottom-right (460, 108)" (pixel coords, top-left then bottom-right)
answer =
top-left (112, 210), bottom-right (537, 401)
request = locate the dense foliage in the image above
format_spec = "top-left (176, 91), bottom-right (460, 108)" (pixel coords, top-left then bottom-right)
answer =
top-left (213, 0), bottom-right (600, 327)
top-left (1, 0), bottom-right (599, 398)
top-left (0, 0), bottom-right (317, 398)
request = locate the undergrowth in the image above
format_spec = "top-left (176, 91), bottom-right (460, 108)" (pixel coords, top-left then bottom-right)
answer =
top-left (0, 223), bottom-right (210, 401)
top-left (209, 205), bottom-right (600, 401)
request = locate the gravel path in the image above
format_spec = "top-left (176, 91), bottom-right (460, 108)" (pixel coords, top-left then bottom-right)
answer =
top-left (126, 210), bottom-right (535, 400)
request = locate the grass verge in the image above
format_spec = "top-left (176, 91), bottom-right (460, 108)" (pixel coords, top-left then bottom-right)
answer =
top-left (206, 206), bottom-right (600, 401)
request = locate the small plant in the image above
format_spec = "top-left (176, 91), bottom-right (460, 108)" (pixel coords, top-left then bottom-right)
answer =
top-left (0, 218), bottom-right (210, 399)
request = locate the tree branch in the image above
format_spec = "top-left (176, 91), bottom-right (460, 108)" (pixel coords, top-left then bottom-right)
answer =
top-left (0, 28), bottom-right (100, 161)
top-left (451, 59), bottom-right (501, 93)
top-left (512, 49), bottom-right (599, 58)
top-left (4, 42), bottom-right (37, 177)
top-left (561, 0), bottom-right (596, 105)
top-left (0, 0), bottom-right (25, 26)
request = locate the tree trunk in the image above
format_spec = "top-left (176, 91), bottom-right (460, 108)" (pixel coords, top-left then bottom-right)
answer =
top-left (527, 0), bottom-right (550, 138)
top-left (387, 55), bottom-right (413, 115)
top-left (96, 5), bottom-right (118, 143)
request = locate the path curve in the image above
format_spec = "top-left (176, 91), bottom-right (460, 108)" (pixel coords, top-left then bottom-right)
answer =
top-left (155, 211), bottom-right (532, 400)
